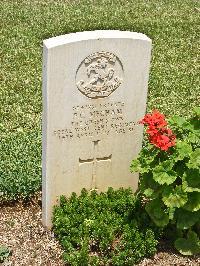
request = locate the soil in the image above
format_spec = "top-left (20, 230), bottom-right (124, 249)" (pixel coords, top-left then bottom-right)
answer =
top-left (0, 194), bottom-right (199, 266)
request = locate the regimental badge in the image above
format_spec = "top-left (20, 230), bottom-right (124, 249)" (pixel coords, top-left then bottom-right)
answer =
top-left (76, 51), bottom-right (123, 99)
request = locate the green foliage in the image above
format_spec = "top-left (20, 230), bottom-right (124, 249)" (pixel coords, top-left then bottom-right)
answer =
top-left (162, 186), bottom-right (188, 208)
top-left (0, 246), bottom-right (11, 263)
top-left (153, 162), bottom-right (177, 185)
top-left (174, 231), bottom-right (200, 256)
top-left (176, 209), bottom-right (200, 230)
top-left (53, 188), bottom-right (158, 266)
top-left (0, 0), bottom-right (199, 201)
top-left (131, 108), bottom-right (200, 255)
top-left (145, 199), bottom-right (169, 227)
top-left (183, 192), bottom-right (200, 212)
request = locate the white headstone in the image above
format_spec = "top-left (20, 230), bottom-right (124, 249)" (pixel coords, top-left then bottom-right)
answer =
top-left (42, 30), bottom-right (152, 227)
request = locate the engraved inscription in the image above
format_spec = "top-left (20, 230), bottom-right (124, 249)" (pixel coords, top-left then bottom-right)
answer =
top-left (76, 51), bottom-right (123, 99)
top-left (79, 140), bottom-right (112, 190)
top-left (54, 101), bottom-right (138, 140)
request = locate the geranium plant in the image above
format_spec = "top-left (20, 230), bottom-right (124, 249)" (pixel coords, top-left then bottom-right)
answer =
top-left (131, 108), bottom-right (200, 255)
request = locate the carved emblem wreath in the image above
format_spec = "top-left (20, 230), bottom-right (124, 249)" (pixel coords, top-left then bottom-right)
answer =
top-left (76, 52), bottom-right (123, 99)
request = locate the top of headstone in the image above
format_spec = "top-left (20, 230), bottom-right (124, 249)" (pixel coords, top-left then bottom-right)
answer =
top-left (43, 30), bottom-right (151, 49)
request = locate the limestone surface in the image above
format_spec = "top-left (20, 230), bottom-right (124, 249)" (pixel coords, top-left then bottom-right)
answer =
top-left (42, 30), bottom-right (152, 227)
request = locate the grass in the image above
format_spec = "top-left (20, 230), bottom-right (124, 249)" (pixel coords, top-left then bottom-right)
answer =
top-left (0, 0), bottom-right (199, 200)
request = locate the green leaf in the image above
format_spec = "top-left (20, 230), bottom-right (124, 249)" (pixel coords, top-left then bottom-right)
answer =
top-left (145, 199), bottom-right (169, 227)
top-left (186, 132), bottom-right (200, 144)
top-left (175, 141), bottom-right (193, 161)
top-left (143, 188), bottom-right (154, 198)
top-left (182, 169), bottom-right (200, 192)
top-left (187, 149), bottom-right (200, 169)
top-left (131, 145), bottom-right (160, 175)
top-left (139, 172), bottom-right (160, 195)
top-left (189, 119), bottom-right (200, 132)
top-left (130, 158), bottom-right (150, 174)
top-left (153, 170), bottom-right (177, 185)
top-left (183, 192), bottom-right (200, 212)
top-left (174, 231), bottom-right (200, 255)
top-left (162, 186), bottom-right (188, 208)
top-left (176, 209), bottom-right (200, 229)
top-left (182, 181), bottom-right (200, 193)
top-left (153, 161), bottom-right (177, 185)
top-left (169, 116), bottom-right (187, 128)
top-left (130, 159), bottom-right (141, 173)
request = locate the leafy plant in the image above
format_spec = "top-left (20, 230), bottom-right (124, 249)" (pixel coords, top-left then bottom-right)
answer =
top-left (0, 246), bottom-right (11, 263)
top-left (53, 188), bottom-right (158, 266)
top-left (131, 108), bottom-right (200, 255)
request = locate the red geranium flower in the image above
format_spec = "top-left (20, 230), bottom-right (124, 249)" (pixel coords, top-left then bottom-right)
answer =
top-left (140, 110), bottom-right (167, 128)
top-left (140, 110), bottom-right (176, 151)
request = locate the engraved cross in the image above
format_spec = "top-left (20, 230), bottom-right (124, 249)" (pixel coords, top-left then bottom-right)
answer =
top-left (79, 140), bottom-right (112, 190)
